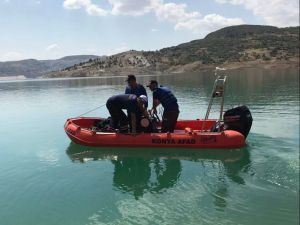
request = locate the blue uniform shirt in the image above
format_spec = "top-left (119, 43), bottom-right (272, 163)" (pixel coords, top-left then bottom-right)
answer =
top-left (125, 84), bottom-right (147, 107)
top-left (107, 94), bottom-right (139, 114)
top-left (153, 86), bottom-right (179, 112)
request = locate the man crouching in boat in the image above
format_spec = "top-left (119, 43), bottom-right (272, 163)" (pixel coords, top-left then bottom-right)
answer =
top-left (147, 80), bottom-right (179, 133)
top-left (106, 94), bottom-right (148, 133)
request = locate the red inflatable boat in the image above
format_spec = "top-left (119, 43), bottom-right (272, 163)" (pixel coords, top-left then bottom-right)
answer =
top-left (64, 117), bottom-right (247, 148)
top-left (64, 68), bottom-right (252, 149)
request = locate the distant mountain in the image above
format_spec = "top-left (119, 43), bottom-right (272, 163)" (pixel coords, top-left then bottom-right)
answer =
top-left (0, 55), bottom-right (100, 78)
top-left (45, 25), bottom-right (299, 78)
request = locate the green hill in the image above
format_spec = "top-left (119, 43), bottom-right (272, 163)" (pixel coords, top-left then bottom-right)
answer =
top-left (44, 25), bottom-right (299, 78)
top-left (162, 25), bottom-right (299, 65)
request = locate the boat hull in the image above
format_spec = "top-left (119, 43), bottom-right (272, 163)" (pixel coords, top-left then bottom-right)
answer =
top-left (64, 117), bottom-right (246, 149)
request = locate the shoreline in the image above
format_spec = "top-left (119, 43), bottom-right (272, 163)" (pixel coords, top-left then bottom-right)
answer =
top-left (1, 60), bottom-right (299, 81)
top-left (0, 75), bottom-right (26, 81)
top-left (43, 60), bottom-right (299, 78)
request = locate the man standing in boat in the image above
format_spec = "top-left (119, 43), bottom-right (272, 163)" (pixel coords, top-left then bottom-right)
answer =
top-left (125, 74), bottom-right (148, 132)
top-left (125, 74), bottom-right (147, 105)
top-left (106, 94), bottom-right (148, 133)
top-left (147, 80), bottom-right (179, 133)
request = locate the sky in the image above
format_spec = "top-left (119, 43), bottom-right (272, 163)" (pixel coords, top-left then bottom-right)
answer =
top-left (0, 0), bottom-right (299, 61)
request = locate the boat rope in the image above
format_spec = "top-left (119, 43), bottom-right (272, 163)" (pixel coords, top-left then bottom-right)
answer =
top-left (76, 103), bottom-right (106, 117)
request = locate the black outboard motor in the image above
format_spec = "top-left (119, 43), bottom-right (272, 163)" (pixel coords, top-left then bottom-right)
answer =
top-left (223, 105), bottom-right (253, 138)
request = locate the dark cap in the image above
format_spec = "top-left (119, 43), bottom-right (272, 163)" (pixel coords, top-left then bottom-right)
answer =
top-left (125, 74), bottom-right (136, 82)
top-left (146, 80), bottom-right (158, 87)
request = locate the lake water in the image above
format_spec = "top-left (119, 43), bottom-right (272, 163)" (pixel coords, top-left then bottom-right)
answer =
top-left (0, 68), bottom-right (299, 225)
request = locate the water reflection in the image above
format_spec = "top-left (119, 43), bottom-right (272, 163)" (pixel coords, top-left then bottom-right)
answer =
top-left (111, 158), bottom-right (182, 199)
top-left (66, 143), bottom-right (252, 203)
top-left (210, 147), bottom-right (252, 211)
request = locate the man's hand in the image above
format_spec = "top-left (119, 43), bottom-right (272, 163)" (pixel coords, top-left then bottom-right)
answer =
top-left (151, 107), bottom-right (157, 115)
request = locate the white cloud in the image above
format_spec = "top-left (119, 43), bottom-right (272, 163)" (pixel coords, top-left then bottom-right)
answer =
top-left (62, 0), bottom-right (245, 35)
top-left (45, 43), bottom-right (60, 51)
top-left (151, 28), bottom-right (158, 32)
top-left (0, 51), bottom-right (25, 61)
top-left (108, 0), bottom-right (153, 16)
top-left (153, 1), bottom-right (243, 35)
top-left (63, 0), bottom-right (88, 9)
top-left (63, 0), bottom-right (108, 16)
top-left (106, 0), bottom-right (200, 22)
top-left (175, 14), bottom-right (244, 34)
top-left (154, 2), bottom-right (200, 23)
top-left (215, 0), bottom-right (299, 27)
top-left (62, 0), bottom-right (201, 21)
top-left (85, 4), bottom-right (108, 16)
top-left (215, 0), bottom-right (244, 4)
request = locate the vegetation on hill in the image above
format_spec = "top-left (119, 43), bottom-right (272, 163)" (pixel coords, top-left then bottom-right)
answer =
top-left (47, 25), bottom-right (300, 78)
top-left (143, 25), bottom-right (299, 66)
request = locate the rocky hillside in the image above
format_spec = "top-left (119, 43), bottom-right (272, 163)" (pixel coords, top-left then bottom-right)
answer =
top-left (45, 25), bottom-right (299, 78)
top-left (0, 55), bottom-right (99, 78)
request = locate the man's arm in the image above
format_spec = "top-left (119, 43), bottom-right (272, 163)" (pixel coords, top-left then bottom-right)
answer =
top-left (137, 100), bottom-right (149, 118)
top-left (151, 99), bottom-right (160, 114)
